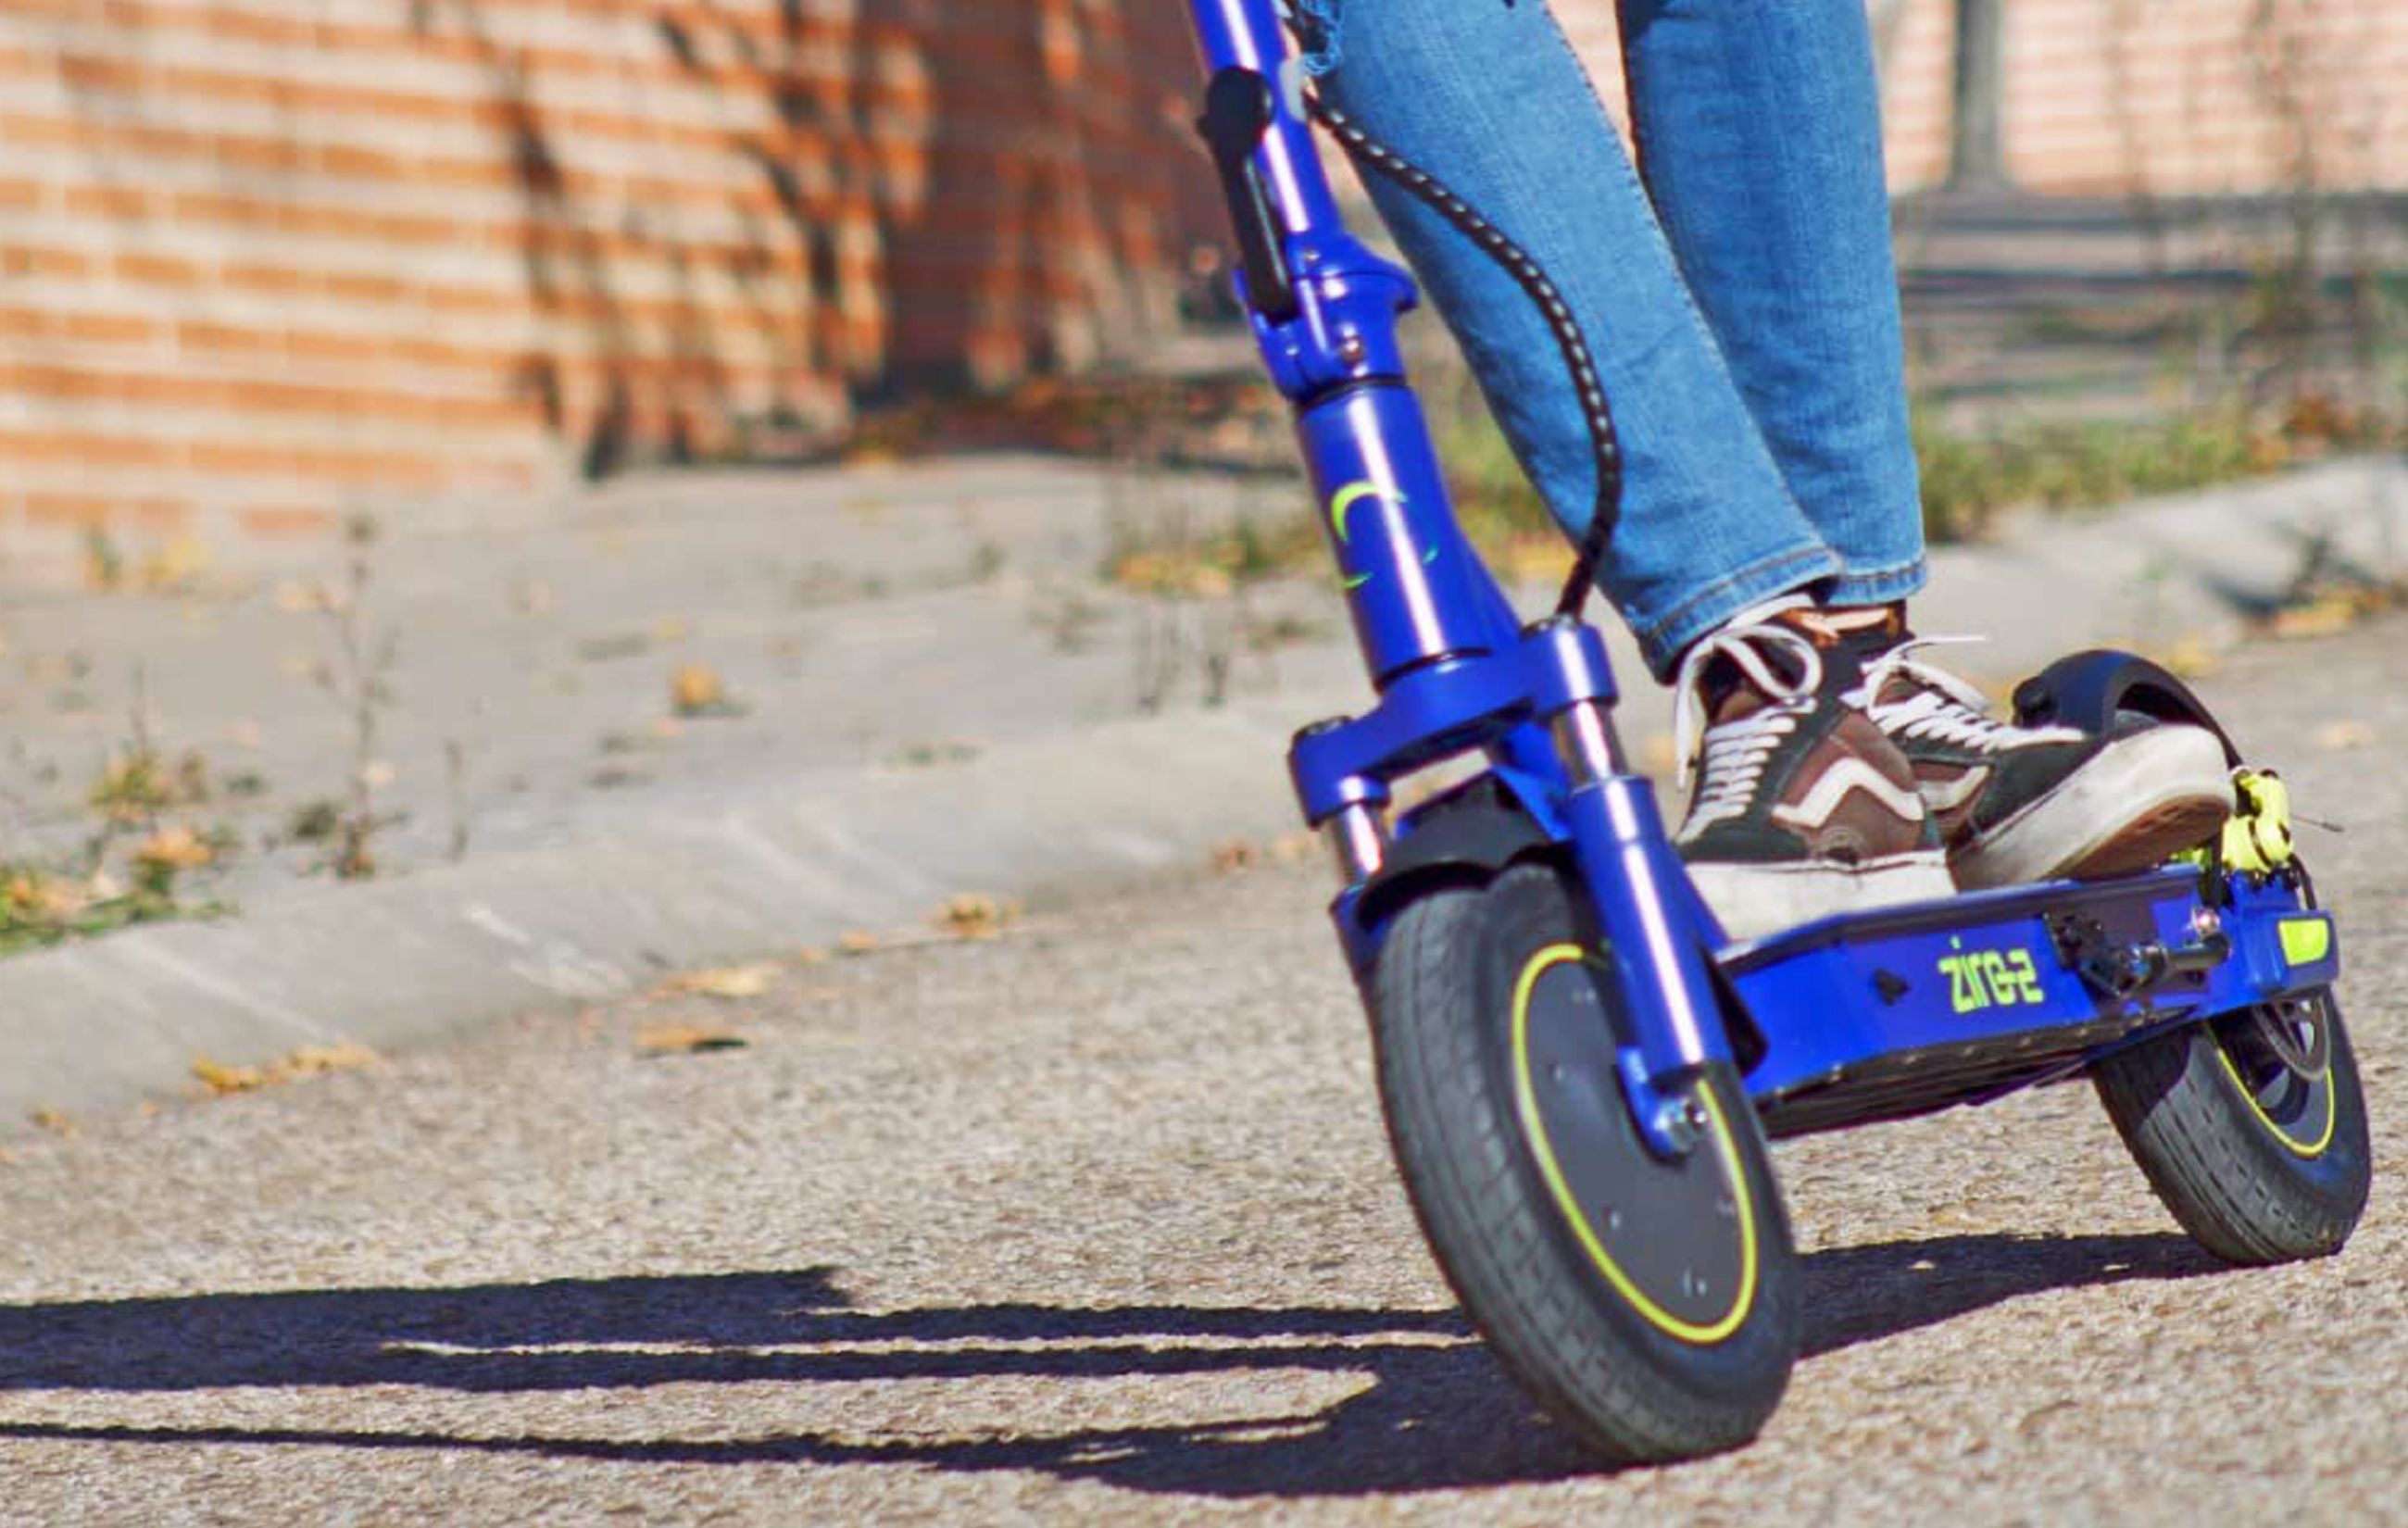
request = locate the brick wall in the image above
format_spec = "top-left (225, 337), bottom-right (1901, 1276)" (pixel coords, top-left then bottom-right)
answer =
top-left (1558, 0), bottom-right (2407, 195)
top-left (7, 3), bottom-right (2402, 581)
top-left (0, 0), bottom-right (1208, 582)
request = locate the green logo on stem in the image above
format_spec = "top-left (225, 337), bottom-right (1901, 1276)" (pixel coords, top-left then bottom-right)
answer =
top-left (1328, 480), bottom-right (1439, 591)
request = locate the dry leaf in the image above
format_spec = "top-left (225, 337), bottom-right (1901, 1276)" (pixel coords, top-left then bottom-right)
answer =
top-left (138, 536), bottom-right (212, 589)
top-left (837, 929), bottom-right (880, 956)
top-left (659, 962), bottom-right (779, 1000)
top-left (272, 1043), bottom-right (383, 1079)
top-left (936, 893), bottom-right (1019, 940)
top-left (1210, 838), bottom-right (1257, 873)
top-left (29, 1107), bottom-right (79, 1136)
top-left (6, 871), bottom-right (87, 919)
top-left (635, 1023), bottom-right (749, 1053)
top-left (2159, 637), bottom-right (2223, 679)
top-left (1266, 831), bottom-right (1316, 864)
top-left (2315, 720), bottom-right (2376, 751)
top-left (192, 1055), bottom-right (266, 1095)
top-left (135, 826), bottom-right (215, 871)
top-left (192, 1042), bottom-right (382, 1096)
top-left (2265, 596), bottom-right (2359, 640)
top-left (271, 580), bottom-right (326, 613)
top-left (671, 663), bottom-right (725, 715)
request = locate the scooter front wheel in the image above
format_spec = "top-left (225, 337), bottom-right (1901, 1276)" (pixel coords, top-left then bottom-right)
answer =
top-left (1371, 862), bottom-right (1800, 1463)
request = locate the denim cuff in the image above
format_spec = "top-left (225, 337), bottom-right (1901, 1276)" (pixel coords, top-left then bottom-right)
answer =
top-left (1631, 543), bottom-right (1842, 683)
top-left (1817, 555), bottom-right (1928, 611)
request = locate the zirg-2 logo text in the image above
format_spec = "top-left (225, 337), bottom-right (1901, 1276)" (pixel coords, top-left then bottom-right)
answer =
top-left (1939, 937), bottom-right (2045, 1014)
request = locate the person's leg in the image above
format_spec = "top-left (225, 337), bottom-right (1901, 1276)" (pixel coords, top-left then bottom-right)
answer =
top-left (1308, 0), bottom-right (1840, 680)
top-left (1308, 0), bottom-right (1948, 937)
top-left (1615, 0), bottom-right (1925, 608)
top-left (1612, 1), bottom-right (2229, 888)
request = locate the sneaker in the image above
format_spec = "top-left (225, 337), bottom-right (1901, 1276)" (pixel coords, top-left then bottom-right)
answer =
top-left (1672, 603), bottom-right (1955, 942)
top-left (1850, 620), bottom-right (2234, 889)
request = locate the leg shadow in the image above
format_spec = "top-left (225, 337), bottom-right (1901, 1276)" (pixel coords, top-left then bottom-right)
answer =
top-left (0, 1227), bottom-right (2221, 1497)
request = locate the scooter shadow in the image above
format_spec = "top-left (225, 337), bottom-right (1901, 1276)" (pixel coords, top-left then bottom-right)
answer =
top-left (0, 1230), bottom-right (2215, 1497)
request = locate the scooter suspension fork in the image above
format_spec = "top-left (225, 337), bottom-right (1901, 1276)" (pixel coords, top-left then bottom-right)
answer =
top-left (1549, 690), bottom-right (1733, 1155)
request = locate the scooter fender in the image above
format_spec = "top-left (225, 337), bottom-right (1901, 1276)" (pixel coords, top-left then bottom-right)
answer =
top-left (1351, 773), bottom-right (1556, 933)
top-left (2010, 649), bottom-right (2243, 767)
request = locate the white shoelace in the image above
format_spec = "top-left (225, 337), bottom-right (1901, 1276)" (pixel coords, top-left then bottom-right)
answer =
top-left (1671, 621), bottom-right (1825, 836)
top-left (1861, 636), bottom-right (2084, 751)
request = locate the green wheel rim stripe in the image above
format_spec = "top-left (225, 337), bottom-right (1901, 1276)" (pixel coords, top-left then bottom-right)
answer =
top-left (2214, 1033), bottom-right (2339, 1159)
top-left (1509, 944), bottom-right (1761, 1345)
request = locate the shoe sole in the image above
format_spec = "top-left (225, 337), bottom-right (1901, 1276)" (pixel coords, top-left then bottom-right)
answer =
top-left (1689, 851), bottom-right (1957, 945)
top-left (1952, 726), bottom-right (2232, 891)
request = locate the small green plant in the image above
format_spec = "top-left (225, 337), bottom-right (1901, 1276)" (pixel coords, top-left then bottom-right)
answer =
top-left (0, 683), bottom-right (235, 959)
top-left (305, 516), bottom-right (400, 880)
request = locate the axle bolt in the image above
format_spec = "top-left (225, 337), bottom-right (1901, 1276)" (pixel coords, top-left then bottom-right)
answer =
top-left (1651, 1095), bottom-right (1708, 1155)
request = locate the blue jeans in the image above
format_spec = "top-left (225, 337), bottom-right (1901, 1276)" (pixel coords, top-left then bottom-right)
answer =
top-left (1308, 0), bottom-right (1925, 679)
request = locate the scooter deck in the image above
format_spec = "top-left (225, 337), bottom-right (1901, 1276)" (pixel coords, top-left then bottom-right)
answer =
top-left (1724, 865), bottom-right (2334, 1138)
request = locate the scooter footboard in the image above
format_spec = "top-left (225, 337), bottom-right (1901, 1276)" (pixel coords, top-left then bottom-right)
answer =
top-left (1724, 867), bottom-right (2336, 1138)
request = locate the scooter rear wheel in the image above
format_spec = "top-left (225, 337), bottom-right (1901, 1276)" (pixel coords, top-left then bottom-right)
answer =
top-left (2092, 988), bottom-right (2370, 1264)
top-left (1370, 862), bottom-right (1800, 1462)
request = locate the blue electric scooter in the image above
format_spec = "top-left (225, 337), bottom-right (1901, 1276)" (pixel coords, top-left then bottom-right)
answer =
top-left (1186, 0), bottom-right (2370, 1462)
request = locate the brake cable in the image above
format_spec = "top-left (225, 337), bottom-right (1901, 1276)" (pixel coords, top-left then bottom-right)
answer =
top-left (1302, 94), bottom-right (1624, 620)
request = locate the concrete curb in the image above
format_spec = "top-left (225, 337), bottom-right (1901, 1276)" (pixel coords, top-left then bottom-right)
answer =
top-left (0, 700), bottom-right (1340, 1131)
top-left (6, 455), bottom-right (2402, 1133)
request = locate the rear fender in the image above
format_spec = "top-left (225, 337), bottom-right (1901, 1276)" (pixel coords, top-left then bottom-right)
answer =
top-left (2011, 649), bottom-right (2242, 767)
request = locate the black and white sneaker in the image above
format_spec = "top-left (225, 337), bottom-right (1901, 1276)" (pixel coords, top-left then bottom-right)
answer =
top-left (1673, 604), bottom-right (1955, 941)
top-left (1856, 632), bottom-right (2233, 889)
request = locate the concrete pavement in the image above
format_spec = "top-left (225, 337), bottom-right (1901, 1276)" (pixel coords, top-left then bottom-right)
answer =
top-left (1, 451), bottom-right (2402, 1131)
top-left (0, 608), bottom-right (2403, 1523)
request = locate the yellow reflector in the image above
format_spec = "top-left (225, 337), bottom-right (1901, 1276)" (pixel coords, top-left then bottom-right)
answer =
top-left (2279, 917), bottom-right (2332, 967)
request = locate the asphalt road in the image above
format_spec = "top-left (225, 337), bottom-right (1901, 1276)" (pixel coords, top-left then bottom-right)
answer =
top-left (5, 613), bottom-right (2407, 1525)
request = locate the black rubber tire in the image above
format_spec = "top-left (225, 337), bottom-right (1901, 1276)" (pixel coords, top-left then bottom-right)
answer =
top-left (2092, 991), bottom-right (2370, 1265)
top-left (1370, 863), bottom-right (1800, 1463)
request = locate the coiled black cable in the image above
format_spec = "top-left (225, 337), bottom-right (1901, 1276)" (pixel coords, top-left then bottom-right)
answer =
top-left (1304, 94), bottom-right (1624, 620)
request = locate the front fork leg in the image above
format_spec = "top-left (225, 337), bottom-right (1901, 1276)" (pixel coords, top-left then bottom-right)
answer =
top-left (1550, 698), bottom-right (1735, 1156)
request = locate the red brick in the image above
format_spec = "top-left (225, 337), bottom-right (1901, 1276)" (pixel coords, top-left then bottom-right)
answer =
top-left (177, 319), bottom-right (278, 357)
top-left (236, 506), bottom-right (337, 539)
top-left (283, 329), bottom-right (382, 365)
top-left (127, 498), bottom-right (194, 534)
top-left (64, 184), bottom-right (154, 219)
top-left (66, 311), bottom-right (156, 344)
top-left (0, 307), bottom-right (56, 340)
top-left (170, 190), bottom-right (279, 230)
top-left (320, 269), bottom-right (413, 305)
top-left (113, 252), bottom-right (205, 286)
top-left (56, 52), bottom-right (144, 94)
top-left (23, 493), bottom-right (115, 530)
top-left (0, 430), bottom-right (179, 469)
top-left (0, 245), bottom-right (94, 279)
top-left (220, 263), bottom-right (313, 296)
